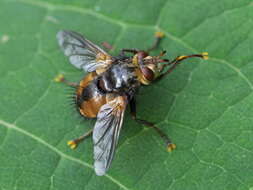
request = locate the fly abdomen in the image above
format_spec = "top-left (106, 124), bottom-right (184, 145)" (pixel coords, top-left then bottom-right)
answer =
top-left (76, 73), bottom-right (107, 118)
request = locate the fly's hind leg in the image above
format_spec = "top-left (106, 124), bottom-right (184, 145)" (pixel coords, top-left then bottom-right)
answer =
top-left (54, 74), bottom-right (92, 149)
top-left (68, 129), bottom-right (93, 149)
top-left (130, 98), bottom-right (176, 152)
top-left (54, 74), bottom-right (78, 88)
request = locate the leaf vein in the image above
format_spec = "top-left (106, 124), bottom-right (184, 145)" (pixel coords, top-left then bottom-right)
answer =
top-left (181, 2), bottom-right (253, 38)
top-left (0, 119), bottom-right (131, 190)
top-left (16, 0), bottom-right (253, 92)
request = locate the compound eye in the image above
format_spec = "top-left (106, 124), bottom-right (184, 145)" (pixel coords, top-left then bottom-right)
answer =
top-left (137, 51), bottom-right (149, 59)
top-left (141, 66), bottom-right (155, 81)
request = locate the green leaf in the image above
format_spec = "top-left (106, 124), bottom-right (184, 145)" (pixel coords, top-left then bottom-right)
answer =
top-left (0, 0), bottom-right (253, 189)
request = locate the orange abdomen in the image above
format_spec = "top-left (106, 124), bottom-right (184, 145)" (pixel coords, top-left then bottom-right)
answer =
top-left (76, 72), bottom-right (106, 118)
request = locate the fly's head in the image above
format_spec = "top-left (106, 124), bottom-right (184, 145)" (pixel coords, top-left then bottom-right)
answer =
top-left (133, 50), bottom-right (169, 85)
top-left (133, 50), bottom-right (208, 85)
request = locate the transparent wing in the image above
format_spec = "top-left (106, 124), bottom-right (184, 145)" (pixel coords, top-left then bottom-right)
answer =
top-left (92, 96), bottom-right (127, 176)
top-left (56, 30), bottom-right (112, 72)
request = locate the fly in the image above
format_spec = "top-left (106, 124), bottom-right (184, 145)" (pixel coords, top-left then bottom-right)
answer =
top-left (55, 30), bottom-right (208, 176)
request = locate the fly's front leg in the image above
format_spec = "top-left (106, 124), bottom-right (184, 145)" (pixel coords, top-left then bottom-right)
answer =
top-left (155, 52), bottom-right (209, 82)
top-left (119, 31), bottom-right (164, 56)
top-left (130, 98), bottom-right (176, 152)
top-left (68, 129), bottom-right (93, 149)
top-left (146, 31), bottom-right (165, 52)
top-left (155, 61), bottom-right (179, 82)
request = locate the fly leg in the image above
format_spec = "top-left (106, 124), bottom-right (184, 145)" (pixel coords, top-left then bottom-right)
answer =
top-left (119, 31), bottom-right (164, 57)
top-left (146, 31), bottom-right (165, 52)
top-left (68, 129), bottom-right (93, 149)
top-left (54, 74), bottom-right (92, 149)
top-left (101, 42), bottom-right (114, 51)
top-left (156, 53), bottom-right (209, 82)
top-left (54, 74), bottom-right (78, 88)
top-left (130, 98), bottom-right (176, 152)
top-left (119, 49), bottom-right (139, 57)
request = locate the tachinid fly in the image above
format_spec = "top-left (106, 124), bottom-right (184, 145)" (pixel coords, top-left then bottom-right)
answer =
top-left (55, 30), bottom-right (208, 176)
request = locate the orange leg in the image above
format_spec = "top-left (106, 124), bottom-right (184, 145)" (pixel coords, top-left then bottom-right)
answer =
top-left (130, 98), bottom-right (176, 152)
top-left (68, 129), bottom-right (93, 149)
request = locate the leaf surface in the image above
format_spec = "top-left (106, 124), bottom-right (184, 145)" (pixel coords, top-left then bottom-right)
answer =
top-left (0, 0), bottom-right (253, 189)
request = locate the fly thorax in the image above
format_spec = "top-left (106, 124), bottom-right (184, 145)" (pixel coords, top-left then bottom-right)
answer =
top-left (99, 64), bottom-right (138, 93)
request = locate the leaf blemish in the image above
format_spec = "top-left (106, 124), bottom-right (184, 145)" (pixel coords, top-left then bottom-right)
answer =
top-left (0, 34), bottom-right (9, 44)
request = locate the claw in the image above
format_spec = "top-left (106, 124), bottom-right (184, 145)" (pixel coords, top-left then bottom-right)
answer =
top-left (155, 31), bottom-right (165, 38)
top-left (67, 140), bottom-right (77, 149)
top-left (202, 52), bottom-right (209, 60)
top-left (167, 143), bottom-right (176, 152)
top-left (54, 74), bottom-right (64, 82)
